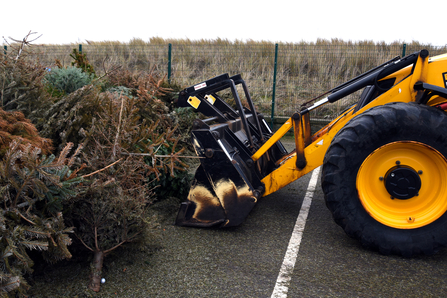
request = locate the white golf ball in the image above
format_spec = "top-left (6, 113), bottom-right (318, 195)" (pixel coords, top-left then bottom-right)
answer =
top-left (101, 278), bottom-right (106, 283)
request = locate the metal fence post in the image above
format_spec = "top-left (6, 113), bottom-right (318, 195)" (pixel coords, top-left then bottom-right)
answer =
top-left (79, 44), bottom-right (82, 54)
top-left (402, 44), bottom-right (406, 57)
top-left (168, 43), bottom-right (172, 84)
top-left (271, 43), bottom-right (278, 128)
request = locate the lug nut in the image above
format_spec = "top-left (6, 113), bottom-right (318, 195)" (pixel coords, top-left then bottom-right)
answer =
top-left (205, 148), bottom-right (214, 158)
top-left (246, 159), bottom-right (254, 167)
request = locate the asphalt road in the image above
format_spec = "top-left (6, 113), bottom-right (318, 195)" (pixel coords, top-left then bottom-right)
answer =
top-left (30, 143), bottom-right (447, 297)
top-left (139, 168), bottom-right (447, 298)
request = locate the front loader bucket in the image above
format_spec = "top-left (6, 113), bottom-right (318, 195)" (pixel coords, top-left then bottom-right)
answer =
top-left (175, 74), bottom-right (287, 227)
top-left (176, 155), bottom-right (259, 227)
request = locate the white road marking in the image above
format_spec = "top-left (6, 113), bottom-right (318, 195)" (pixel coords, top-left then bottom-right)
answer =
top-left (271, 166), bottom-right (321, 298)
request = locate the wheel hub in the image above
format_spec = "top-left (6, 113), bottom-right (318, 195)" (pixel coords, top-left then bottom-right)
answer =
top-left (385, 166), bottom-right (421, 200)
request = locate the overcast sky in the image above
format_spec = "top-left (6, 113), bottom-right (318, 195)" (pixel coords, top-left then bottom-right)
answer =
top-left (2, 0), bottom-right (446, 46)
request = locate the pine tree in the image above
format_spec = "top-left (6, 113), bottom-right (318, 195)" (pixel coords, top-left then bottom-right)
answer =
top-left (0, 140), bottom-right (83, 296)
top-left (65, 78), bottom-right (188, 292)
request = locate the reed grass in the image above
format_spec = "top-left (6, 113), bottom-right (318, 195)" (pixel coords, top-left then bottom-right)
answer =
top-left (16, 38), bottom-right (447, 118)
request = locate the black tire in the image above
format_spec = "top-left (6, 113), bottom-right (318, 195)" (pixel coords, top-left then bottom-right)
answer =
top-left (322, 102), bottom-right (447, 257)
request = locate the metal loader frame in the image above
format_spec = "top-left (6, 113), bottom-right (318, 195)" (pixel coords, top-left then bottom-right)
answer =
top-left (175, 49), bottom-right (447, 228)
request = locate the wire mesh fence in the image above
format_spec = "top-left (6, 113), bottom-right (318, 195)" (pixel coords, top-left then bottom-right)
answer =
top-left (13, 42), bottom-right (447, 119)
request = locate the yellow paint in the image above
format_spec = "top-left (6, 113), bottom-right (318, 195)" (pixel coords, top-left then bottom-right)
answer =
top-left (255, 51), bottom-right (447, 197)
top-left (357, 141), bottom-right (447, 229)
top-left (187, 96), bottom-right (201, 109)
top-left (205, 94), bottom-right (216, 105)
top-left (252, 118), bottom-right (292, 162)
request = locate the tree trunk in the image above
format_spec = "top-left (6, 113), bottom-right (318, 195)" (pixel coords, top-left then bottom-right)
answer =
top-left (89, 250), bottom-right (104, 292)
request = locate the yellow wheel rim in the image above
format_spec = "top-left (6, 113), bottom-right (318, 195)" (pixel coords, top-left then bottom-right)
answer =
top-left (357, 141), bottom-right (447, 229)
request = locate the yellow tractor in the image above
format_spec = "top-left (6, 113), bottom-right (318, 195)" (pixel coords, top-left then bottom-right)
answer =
top-left (175, 49), bottom-right (447, 257)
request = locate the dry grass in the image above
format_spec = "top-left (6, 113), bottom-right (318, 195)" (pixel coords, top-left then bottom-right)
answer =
top-left (14, 38), bottom-right (447, 117)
